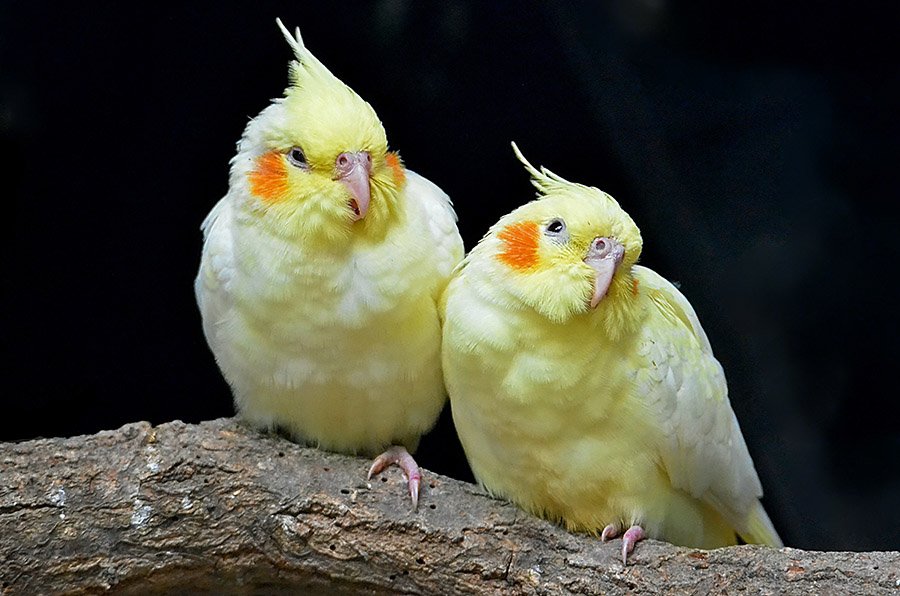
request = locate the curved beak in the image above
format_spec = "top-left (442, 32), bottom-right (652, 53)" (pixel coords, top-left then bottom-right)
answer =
top-left (335, 151), bottom-right (373, 221)
top-left (584, 237), bottom-right (625, 309)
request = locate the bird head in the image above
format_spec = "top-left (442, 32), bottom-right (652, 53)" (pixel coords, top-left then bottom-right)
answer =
top-left (231, 19), bottom-right (407, 245)
top-left (470, 143), bottom-right (643, 330)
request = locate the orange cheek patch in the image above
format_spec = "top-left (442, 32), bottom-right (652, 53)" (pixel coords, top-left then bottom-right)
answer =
top-left (497, 221), bottom-right (540, 270)
top-left (385, 152), bottom-right (406, 186)
top-left (632, 278), bottom-right (640, 296)
top-left (248, 151), bottom-right (290, 202)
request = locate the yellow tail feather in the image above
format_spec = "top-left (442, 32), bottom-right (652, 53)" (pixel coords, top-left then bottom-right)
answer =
top-left (739, 501), bottom-right (784, 547)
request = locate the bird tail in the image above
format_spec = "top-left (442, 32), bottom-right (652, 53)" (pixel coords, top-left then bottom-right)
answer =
top-left (739, 500), bottom-right (783, 547)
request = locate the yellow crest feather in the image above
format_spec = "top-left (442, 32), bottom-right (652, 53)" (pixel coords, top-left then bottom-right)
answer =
top-left (511, 141), bottom-right (623, 210)
top-left (511, 141), bottom-right (582, 197)
top-left (270, 19), bottom-right (388, 171)
top-left (275, 18), bottom-right (341, 90)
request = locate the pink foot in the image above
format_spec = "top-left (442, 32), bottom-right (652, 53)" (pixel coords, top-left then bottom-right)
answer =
top-left (621, 525), bottom-right (646, 564)
top-left (367, 445), bottom-right (422, 510)
top-left (601, 523), bottom-right (621, 542)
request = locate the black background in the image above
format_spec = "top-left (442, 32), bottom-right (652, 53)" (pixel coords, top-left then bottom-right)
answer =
top-left (3, 1), bottom-right (898, 551)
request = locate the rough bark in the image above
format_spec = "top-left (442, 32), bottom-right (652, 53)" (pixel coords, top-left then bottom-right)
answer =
top-left (0, 418), bottom-right (896, 595)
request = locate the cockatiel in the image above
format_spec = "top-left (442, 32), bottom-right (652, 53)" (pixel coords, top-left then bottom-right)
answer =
top-left (195, 20), bottom-right (463, 507)
top-left (442, 144), bottom-right (782, 561)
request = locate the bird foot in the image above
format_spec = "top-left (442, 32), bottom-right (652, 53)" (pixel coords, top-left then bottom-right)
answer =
top-left (367, 445), bottom-right (421, 510)
top-left (601, 523), bottom-right (621, 542)
top-left (600, 523), bottom-right (645, 564)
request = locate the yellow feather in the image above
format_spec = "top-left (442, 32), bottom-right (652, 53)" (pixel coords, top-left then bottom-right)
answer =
top-left (230, 20), bottom-right (399, 247)
top-left (196, 23), bottom-right (465, 463)
top-left (443, 146), bottom-right (781, 551)
top-left (275, 18), bottom-right (388, 167)
top-left (741, 501), bottom-right (783, 547)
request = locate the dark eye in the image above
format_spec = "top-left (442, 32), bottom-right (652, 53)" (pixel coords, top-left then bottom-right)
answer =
top-left (287, 146), bottom-right (307, 168)
top-left (545, 218), bottom-right (566, 235)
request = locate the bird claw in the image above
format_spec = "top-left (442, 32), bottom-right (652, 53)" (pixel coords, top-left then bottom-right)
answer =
top-left (621, 525), bottom-right (646, 565)
top-left (601, 523), bottom-right (620, 542)
top-left (367, 445), bottom-right (421, 510)
top-left (599, 522), bottom-right (645, 564)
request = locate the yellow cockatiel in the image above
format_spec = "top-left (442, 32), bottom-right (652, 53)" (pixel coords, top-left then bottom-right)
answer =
top-left (443, 144), bottom-right (781, 560)
top-left (196, 20), bottom-right (463, 507)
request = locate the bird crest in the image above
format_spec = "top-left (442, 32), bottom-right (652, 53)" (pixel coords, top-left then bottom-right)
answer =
top-left (276, 18), bottom-right (343, 92)
top-left (270, 19), bottom-right (387, 176)
top-left (511, 142), bottom-right (621, 210)
top-left (511, 141), bottom-right (578, 197)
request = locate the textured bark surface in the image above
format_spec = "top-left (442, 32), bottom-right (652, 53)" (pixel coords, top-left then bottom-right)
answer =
top-left (1, 418), bottom-right (897, 595)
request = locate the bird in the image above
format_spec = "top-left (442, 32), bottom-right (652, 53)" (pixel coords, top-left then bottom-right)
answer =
top-left (195, 19), bottom-right (464, 508)
top-left (441, 143), bottom-right (782, 561)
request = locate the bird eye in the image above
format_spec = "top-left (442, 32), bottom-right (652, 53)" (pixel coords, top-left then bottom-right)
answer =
top-left (287, 146), bottom-right (307, 168)
top-left (545, 218), bottom-right (567, 240)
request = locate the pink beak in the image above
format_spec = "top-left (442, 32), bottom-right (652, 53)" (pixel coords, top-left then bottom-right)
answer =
top-left (335, 151), bottom-right (373, 221)
top-left (584, 237), bottom-right (625, 309)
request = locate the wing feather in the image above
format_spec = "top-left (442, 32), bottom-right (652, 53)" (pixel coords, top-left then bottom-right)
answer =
top-left (195, 197), bottom-right (236, 346)
top-left (633, 265), bottom-right (768, 536)
top-left (402, 170), bottom-right (465, 285)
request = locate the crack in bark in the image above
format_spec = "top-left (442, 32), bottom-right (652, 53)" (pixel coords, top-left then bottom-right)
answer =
top-left (0, 502), bottom-right (61, 515)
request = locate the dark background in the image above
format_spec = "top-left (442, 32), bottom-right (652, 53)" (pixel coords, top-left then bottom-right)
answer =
top-left (3, 1), bottom-right (897, 551)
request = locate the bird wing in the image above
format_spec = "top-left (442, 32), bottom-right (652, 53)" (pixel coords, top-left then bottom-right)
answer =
top-left (403, 170), bottom-right (465, 292)
top-left (194, 197), bottom-right (236, 346)
top-left (631, 265), bottom-right (765, 532)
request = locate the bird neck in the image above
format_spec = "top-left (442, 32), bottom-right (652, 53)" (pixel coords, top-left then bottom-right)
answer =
top-left (349, 181), bottom-right (406, 246)
top-left (592, 269), bottom-right (644, 341)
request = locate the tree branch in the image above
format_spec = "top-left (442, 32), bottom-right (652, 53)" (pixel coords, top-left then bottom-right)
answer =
top-left (1, 418), bottom-right (897, 594)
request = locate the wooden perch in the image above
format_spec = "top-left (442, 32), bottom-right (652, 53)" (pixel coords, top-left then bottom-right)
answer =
top-left (1, 419), bottom-right (897, 595)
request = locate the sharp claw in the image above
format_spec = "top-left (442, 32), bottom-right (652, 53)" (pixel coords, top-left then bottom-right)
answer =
top-left (409, 474), bottom-right (420, 510)
top-left (601, 523), bottom-right (619, 542)
top-left (367, 445), bottom-right (422, 510)
top-left (366, 456), bottom-right (385, 480)
top-left (621, 525), bottom-right (646, 565)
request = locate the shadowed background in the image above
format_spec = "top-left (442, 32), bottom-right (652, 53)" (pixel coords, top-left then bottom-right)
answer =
top-left (3, 1), bottom-right (897, 552)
